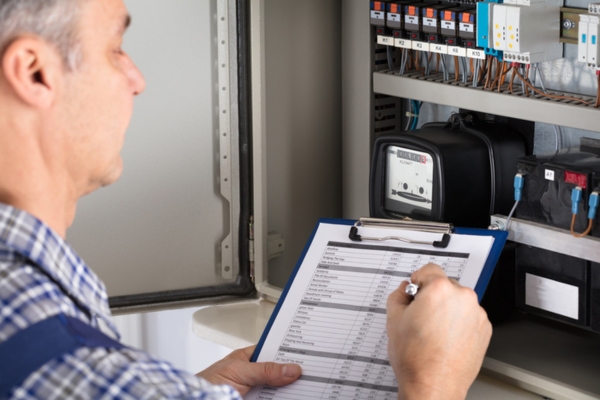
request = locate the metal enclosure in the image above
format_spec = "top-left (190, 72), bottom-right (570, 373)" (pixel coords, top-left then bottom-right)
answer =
top-left (69, 0), bottom-right (248, 309)
top-left (67, 0), bottom-right (342, 311)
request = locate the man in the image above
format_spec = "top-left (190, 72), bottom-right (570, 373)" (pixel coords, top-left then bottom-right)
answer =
top-left (0, 0), bottom-right (491, 398)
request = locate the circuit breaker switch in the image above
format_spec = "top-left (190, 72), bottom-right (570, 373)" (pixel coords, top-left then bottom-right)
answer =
top-left (579, 14), bottom-right (590, 63)
top-left (589, 15), bottom-right (600, 65)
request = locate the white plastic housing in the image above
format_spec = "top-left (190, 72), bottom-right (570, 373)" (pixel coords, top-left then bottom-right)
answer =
top-left (492, 0), bottom-right (562, 64)
top-left (579, 14), bottom-right (591, 63)
top-left (578, 14), bottom-right (600, 66)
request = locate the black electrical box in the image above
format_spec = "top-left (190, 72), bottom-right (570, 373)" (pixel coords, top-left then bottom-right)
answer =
top-left (516, 244), bottom-right (588, 327)
top-left (370, 118), bottom-right (526, 228)
top-left (515, 139), bottom-right (600, 235)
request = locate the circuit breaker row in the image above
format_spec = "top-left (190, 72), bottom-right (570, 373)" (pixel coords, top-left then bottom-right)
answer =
top-left (578, 4), bottom-right (600, 67)
top-left (371, 0), bottom-right (561, 64)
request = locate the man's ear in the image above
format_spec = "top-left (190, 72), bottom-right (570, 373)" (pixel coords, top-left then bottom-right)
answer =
top-left (1, 37), bottom-right (61, 109)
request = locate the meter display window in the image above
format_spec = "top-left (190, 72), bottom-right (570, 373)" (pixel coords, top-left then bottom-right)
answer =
top-left (384, 145), bottom-right (434, 216)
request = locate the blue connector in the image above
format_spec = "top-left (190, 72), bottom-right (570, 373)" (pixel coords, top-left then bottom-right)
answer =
top-left (514, 174), bottom-right (524, 201)
top-left (588, 191), bottom-right (599, 220)
top-left (571, 187), bottom-right (583, 215)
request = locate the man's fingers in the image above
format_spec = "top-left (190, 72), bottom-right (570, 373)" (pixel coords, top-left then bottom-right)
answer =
top-left (409, 263), bottom-right (448, 288)
top-left (386, 280), bottom-right (412, 320)
top-left (241, 361), bottom-right (302, 388)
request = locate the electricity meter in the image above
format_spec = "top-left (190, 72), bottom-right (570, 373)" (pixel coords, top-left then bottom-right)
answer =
top-left (370, 121), bottom-right (527, 228)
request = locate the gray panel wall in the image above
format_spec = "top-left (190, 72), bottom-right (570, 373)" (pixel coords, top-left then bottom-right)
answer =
top-left (67, 0), bottom-right (232, 297)
top-left (264, 0), bottom-right (343, 289)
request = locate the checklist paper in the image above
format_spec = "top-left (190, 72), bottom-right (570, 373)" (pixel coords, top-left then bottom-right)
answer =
top-left (245, 220), bottom-right (504, 400)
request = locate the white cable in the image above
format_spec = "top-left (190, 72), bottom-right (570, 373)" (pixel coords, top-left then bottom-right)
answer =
top-left (505, 200), bottom-right (519, 231)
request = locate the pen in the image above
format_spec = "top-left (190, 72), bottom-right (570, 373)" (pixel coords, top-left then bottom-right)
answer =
top-left (405, 281), bottom-right (419, 297)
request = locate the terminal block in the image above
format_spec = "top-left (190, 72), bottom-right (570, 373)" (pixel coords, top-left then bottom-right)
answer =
top-left (491, 0), bottom-right (562, 64)
top-left (578, 14), bottom-right (600, 66)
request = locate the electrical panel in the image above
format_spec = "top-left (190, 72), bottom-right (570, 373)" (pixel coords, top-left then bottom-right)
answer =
top-left (361, 0), bottom-right (600, 397)
top-left (374, 0), bottom-right (561, 66)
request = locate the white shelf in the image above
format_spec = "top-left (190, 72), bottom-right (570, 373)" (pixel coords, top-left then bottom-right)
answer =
top-left (192, 299), bottom-right (275, 349)
top-left (373, 71), bottom-right (600, 132)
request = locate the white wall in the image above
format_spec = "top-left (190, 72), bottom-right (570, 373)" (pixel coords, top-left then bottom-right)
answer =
top-left (114, 308), bottom-right (231, 373)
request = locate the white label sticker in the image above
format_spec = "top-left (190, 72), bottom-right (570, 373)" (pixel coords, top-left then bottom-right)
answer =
top-left (423, 17), bottom-right (437, 27)
top-left (459, 23), bottom-right (475, 33)
top-left (448, 46), bottom-right (467, 57)
top-left (371, 10), bottom-right (385, 20)
top-left (466, 48), bottom-right (485, 60)
top-left (395, 38), bottom-right (412, 49)
top-left (377, 36), bottom-right (393, 46)
top-left (430, 44), bottom-right (447, 54)
top-left (525, 274), bottom-right (579, 320)
top-left (405, 15), bottom-right (418, 25)
top-left (441, 21), bottom-right (456, 30)
top-left (545, 169), bottom-right (555, 181)
top-left (387, 13), bottom-right (401, 22)
top-left (412, 41), bottom-right (430, 51)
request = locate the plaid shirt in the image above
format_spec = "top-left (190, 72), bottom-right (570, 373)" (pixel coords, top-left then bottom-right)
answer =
top-left (0, 203), bottom-right (241, 399)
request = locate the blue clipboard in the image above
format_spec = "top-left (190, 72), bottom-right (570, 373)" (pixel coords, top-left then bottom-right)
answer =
top-left (251, 218), bottom-right (508, 362)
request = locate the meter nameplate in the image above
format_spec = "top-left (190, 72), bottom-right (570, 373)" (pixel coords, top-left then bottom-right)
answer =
top-left (386, 146), bottom-right (434, 212)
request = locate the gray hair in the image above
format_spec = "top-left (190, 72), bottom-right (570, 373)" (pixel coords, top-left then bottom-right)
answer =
top-left (0, 0), bottom-right (86, 70)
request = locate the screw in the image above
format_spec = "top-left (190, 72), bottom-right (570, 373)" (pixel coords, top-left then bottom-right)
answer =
top-left (562, 18), bottom-right (575, 30)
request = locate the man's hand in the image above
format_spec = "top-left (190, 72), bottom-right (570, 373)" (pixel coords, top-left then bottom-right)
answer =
top-left (386, 263), bottom-right (492, 400)
top-left (196, 345), bottom-right (302, 395)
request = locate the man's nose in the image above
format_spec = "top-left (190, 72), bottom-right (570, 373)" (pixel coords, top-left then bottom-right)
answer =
top-left (127, 57), bottom-right (146, 96)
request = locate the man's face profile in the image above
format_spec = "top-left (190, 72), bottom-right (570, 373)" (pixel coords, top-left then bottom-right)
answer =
top-left (59, 0), bottom-right (145, 197)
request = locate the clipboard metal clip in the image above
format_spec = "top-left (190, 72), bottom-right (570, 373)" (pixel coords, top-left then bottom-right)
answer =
top-left (348, 217), bottom-right (453, 248)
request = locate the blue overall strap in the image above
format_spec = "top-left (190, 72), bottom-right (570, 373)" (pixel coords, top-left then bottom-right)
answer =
top-left (0, 314), bottom-right (125, 398)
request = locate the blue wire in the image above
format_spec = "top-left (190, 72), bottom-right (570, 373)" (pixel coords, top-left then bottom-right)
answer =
top-left (410, 100), bottom-right (420, 130)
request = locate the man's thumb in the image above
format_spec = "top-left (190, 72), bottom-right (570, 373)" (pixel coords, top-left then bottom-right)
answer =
top-left (243, 362), bottom-right (302, 387)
